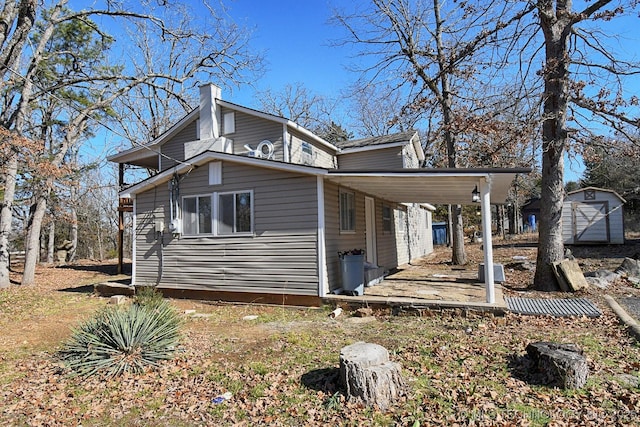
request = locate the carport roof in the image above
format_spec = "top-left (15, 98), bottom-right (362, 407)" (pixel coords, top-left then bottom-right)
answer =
top-left (326, 168), bottom-right (531, 205)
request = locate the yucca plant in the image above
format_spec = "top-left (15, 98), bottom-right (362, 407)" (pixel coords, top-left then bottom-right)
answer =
top-left (59, 295), bottom-right (181, 377)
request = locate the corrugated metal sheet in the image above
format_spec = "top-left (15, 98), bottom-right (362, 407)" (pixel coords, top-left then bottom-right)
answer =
top-left (506, 297), bottom-right (601, 317)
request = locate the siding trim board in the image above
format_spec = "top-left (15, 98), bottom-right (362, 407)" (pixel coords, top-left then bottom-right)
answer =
top-left (132, 196), bottom-right (137, 285)
top-left (317, 176), bottom-right (328, 297)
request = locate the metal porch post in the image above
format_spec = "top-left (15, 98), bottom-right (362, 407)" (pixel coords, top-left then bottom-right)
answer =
top-left (480, 178), bottom-right (495, 304)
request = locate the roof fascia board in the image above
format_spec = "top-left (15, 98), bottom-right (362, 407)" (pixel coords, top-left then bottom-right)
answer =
top-left (328, 167), bottom-right (531, 176)
top-left (338, 141), bottom-right (407, 155)
top-left (120, 151), bottom-right (327, 197)
top-left (567, 186), bottom-right (626, 203)
top-left (107, 109), bottom-right (199, 163)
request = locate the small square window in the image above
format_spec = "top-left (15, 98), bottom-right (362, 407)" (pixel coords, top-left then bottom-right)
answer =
top-left (340, 190), bottom-right (355, 232)
top-left (585, 189), bottom-right (596, 200)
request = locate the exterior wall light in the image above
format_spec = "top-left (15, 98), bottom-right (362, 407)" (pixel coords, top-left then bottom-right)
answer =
top-left (472, 186), bottom-right (480, 203)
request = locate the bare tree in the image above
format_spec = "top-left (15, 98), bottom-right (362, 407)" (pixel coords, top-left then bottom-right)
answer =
top-left (0, 0), bottom-right (263, 287)
top-left (256, 82), bottom-right (337, 131)
top-left (347, 82), bottom-right (422, 137)
top-left (333, 0), bottom-right (535, 264)
top-left (532, 0), bottom-right (640, 290)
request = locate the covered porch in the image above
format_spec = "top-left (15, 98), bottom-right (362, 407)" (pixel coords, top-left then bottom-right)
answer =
top-left (324, 251), bottom-right (506, 312)
top-left (324, 167), bottom-right (529, 306)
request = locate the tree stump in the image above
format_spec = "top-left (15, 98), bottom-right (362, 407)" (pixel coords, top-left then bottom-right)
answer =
top-left (339, 342), bottom-right (405, 410)
top-left (526, 342), bottom-right (588, 389)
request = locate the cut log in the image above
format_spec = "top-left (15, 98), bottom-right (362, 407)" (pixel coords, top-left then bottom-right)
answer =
top-left (339, 342), bottom-right (405, 410)
top-left (526, 342), bottom-right (588, 389)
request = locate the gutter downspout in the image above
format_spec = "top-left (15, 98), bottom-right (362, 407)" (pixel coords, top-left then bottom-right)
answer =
top-left (480, 178), bottom-right (495, 304)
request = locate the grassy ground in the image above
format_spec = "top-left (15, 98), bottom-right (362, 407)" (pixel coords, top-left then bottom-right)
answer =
top-left (1, 243), bottom-right (640, 426)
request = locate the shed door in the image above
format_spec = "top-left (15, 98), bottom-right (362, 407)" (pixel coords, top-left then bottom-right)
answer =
top-left (572, 201), bottom-right (609, 243)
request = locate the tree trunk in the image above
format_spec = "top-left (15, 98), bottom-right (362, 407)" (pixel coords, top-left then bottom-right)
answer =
top-left (47, 219), bottom-right (55, 263)
top-left (434, 0), bottom-right (466, 265)
top-left (497, 205), bottom-right (505, 238)
top-left (451, 204), bottom-right (467, 264)
top-left (0, 155), bottom-right (18, 288)
top-left (22, 196), bottom-right (48, 285)
top-left (534, 5), bottom-right (571, 291)
top-left (69, 197), bottom-right (78, 262)
top-left (339, 342), bottom-right (405, 410)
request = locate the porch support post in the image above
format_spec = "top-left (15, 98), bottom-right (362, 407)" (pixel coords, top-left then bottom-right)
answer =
top-left (317, 177), bottom-right (328, 297)
top-left (479, 178), bottom-right (495, 304)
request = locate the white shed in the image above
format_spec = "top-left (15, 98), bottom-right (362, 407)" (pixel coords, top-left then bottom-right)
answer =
top-left (562, 187), bottom-right (626, 245)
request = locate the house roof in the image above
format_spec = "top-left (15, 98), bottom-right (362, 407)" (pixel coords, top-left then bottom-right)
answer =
top-left (567, 186), bottom-right (626, 203)
top-left (120, 152), bottom-right (529, 206)
top-left (107, 108), bottom-right (200, 169)
top-left (335, 131), bottom-right (416, 149)
top-left (335, 131), bottom-right (425, 162)
top-left (107, 98), bottom-right (339, 169)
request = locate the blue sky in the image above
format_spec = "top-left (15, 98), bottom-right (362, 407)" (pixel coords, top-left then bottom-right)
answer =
top-left (221, 0), bottom-right (351, 106)
top-left (85, 0), bottom-right (639, 183)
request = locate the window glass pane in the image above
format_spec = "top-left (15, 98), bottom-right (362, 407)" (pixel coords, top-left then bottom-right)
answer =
top-left (183, 197), bottom-right (197, 234)
top-left (219, 193), bottom-right (234, 234)
top-left (340, 191), bottom-right (355, 231)
top-left (198, 196), bottom-right (212, 234)
top-left (236, 192), bottom-right (252, 232)
top-left (382, 205), bottom-right (392, 232)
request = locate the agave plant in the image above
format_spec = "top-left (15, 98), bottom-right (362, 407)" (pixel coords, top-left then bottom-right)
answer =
top-left (59, 295), bottom-right (181, 377)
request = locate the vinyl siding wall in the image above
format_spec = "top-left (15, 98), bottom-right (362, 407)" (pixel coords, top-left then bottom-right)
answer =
top-left (562, 190), bottom-right (625, 244)
top-left (134, 161), bottom-right (319, 295)
top-left (160, 120), bottom-right (198, 170)
top-left (287, 128), bottom-right (337, 168)
top-left (324, 182), bottom-right (433, 291)
top-left (337, 146), bottom-right (404, 170)
top-left (221, 107), bottom-right (285, 161)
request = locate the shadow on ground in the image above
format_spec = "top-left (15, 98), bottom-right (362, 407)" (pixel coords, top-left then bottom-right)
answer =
top-left (300, 367), bottom-right (341, 394)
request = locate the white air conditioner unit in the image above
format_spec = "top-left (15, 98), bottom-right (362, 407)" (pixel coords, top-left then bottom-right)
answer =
top-left (169, 218), bottom-right (182, 234)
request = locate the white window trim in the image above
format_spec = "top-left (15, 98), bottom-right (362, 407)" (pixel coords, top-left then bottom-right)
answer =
top-left (339, 189), bottom-right (356, 234)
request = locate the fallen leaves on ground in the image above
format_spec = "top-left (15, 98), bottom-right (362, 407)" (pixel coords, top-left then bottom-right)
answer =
top-left (1, 245), bottom-right (640, 426)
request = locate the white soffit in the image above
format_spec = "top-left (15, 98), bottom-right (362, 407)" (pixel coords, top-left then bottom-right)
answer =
top-left (326, 169), bottom-right (528, 205)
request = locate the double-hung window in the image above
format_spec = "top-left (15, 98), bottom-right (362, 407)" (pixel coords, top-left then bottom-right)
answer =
top-left (340, 190), bottom-right (355, 232)
top-left (183, 195), bottom-right (212, 235)
top-left (218, 191), bottom-right (253, 235)
top-left (382, 205), bottom-right (392, 233)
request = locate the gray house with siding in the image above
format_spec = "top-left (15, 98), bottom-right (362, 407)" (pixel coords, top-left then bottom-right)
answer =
top-left (109, 84), bottom-right (526, 305)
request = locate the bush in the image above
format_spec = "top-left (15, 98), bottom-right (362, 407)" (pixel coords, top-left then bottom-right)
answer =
top-left (59, 296), bottom-right (181, 377)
